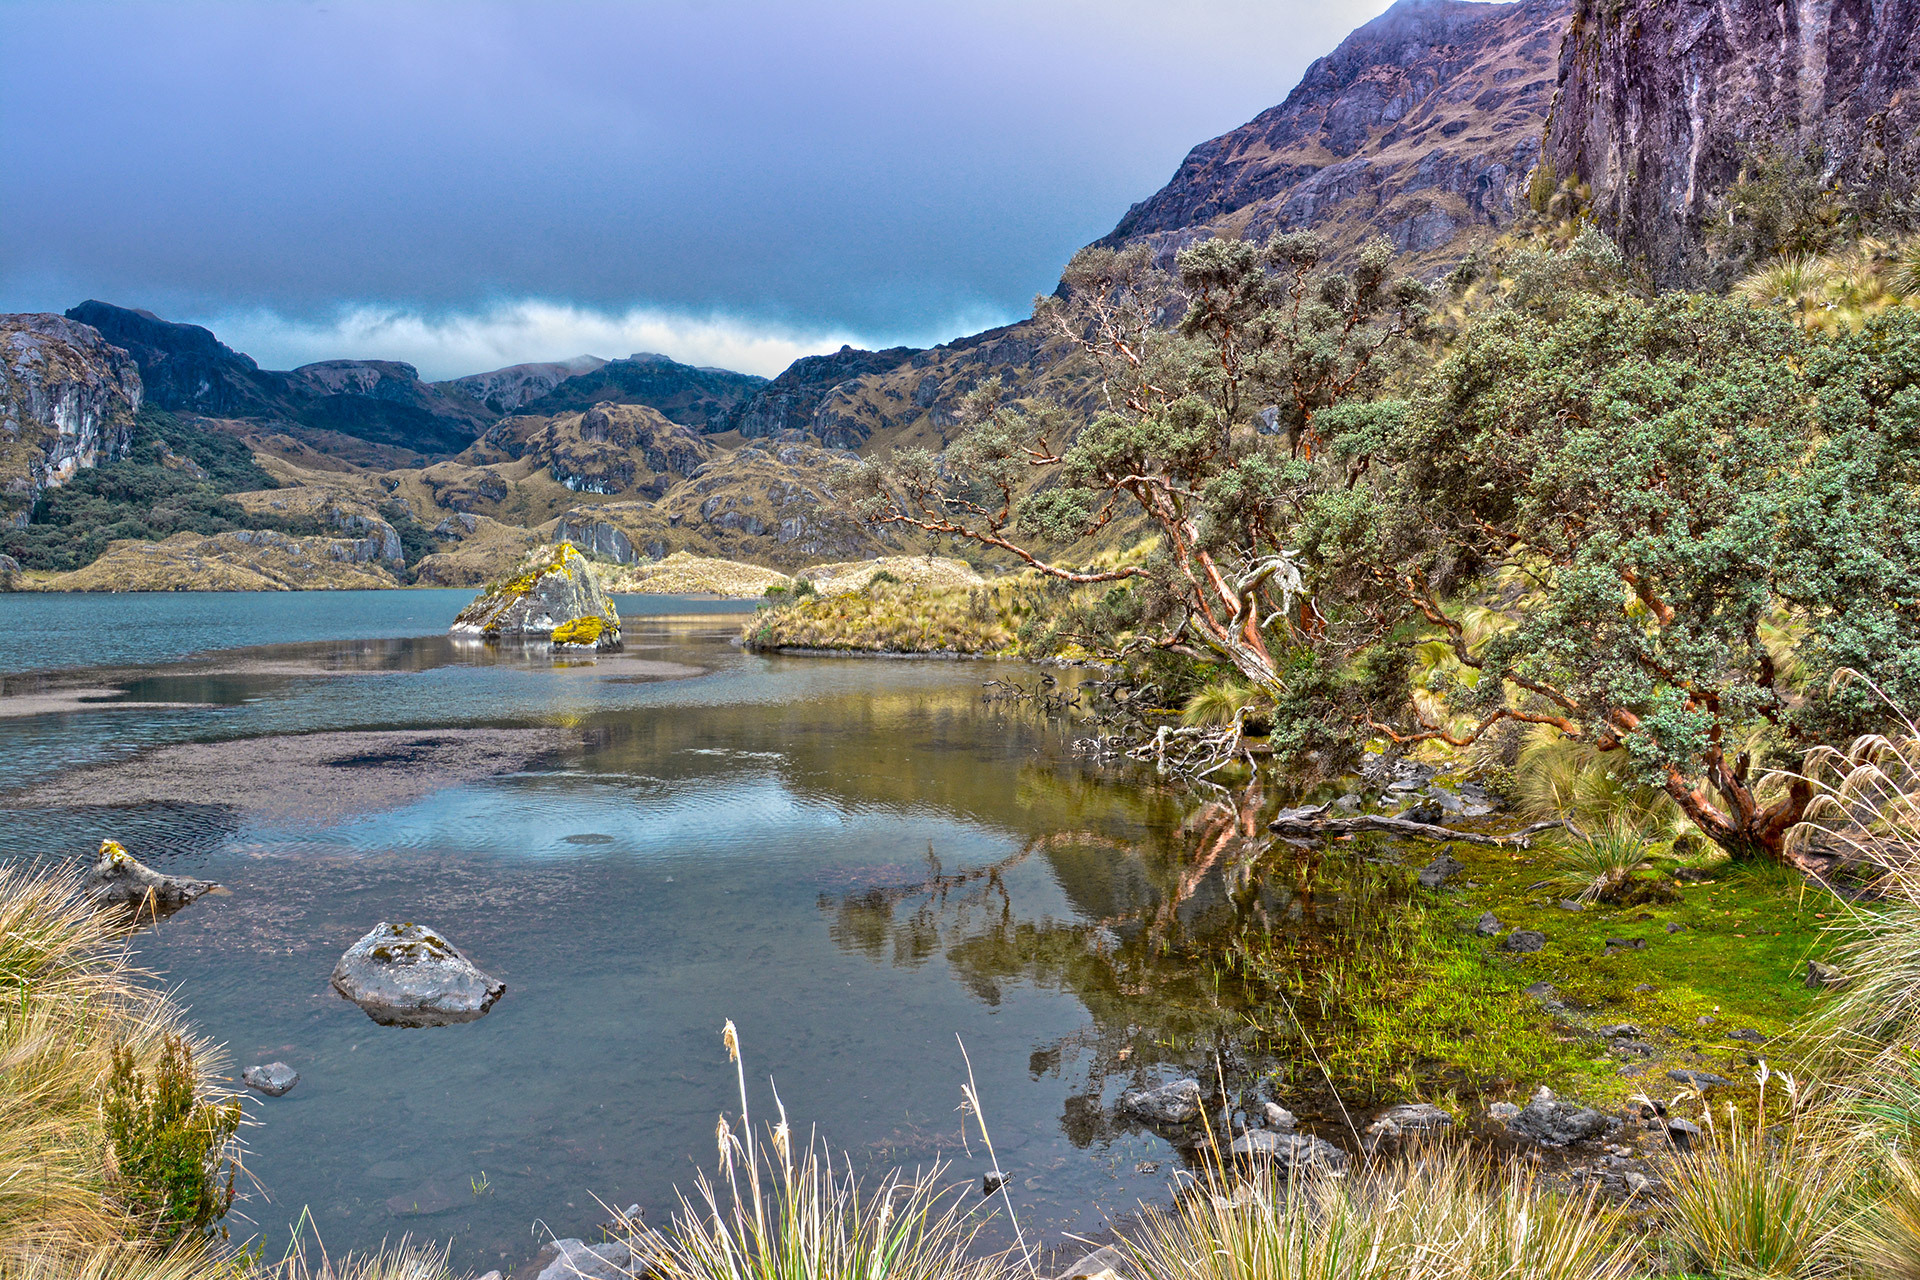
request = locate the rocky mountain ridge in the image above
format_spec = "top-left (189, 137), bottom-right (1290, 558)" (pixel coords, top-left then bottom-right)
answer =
top-left (0, 314), bottom-right (143, 526)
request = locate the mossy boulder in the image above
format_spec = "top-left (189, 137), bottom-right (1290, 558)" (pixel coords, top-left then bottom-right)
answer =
top-left (449, 541), bottom-right (621, 648)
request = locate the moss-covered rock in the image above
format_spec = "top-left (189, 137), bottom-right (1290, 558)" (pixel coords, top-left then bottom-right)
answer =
top-left (449, 541), bottom-right (621, 648)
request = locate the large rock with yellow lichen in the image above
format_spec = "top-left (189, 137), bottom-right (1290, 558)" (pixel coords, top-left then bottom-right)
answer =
top-left (448, 541), bottom-right (621, 648)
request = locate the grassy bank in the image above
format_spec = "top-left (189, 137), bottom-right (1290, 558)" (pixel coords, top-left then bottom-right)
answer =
top-left (745, 574), bottom-right (1038, 655)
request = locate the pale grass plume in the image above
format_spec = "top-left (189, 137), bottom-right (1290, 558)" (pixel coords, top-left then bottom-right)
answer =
top-left (1119, 1144), bottom-right (1634, 1280)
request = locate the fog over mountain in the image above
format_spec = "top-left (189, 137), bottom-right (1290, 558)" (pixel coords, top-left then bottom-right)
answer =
top-left (1, 0), bottom-right (1392, 376)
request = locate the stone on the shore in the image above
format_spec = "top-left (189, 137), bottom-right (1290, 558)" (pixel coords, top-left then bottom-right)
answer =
top-left (242, 1062), bottom-right (300, 1096)
top-left (1259, 1101), bottom-right (1296, 1131)
top-left (83, 839), bottom-right (216, 918)
top-left (1056, 1246), bottom-right (1125, 1280)
top-left (1500, 929), bottom-right (1546, 953)
top-left (1417, 852), bottom-right (1464, 889)
top-left (518, 1239), bottom-right (633, 1280)
top-left (1473, 911), bottom-right (1501, 936)
top-left (1505, 1086), bottom-right (1612, 1147)
top-left (450, 542), bottom-right (622, 649)
top-left (1119, 1077), bottom-right (1203, 1125)
top-left (1228, 1129), bottom-right (1349, 1174)
top-left (331, 921), bottom-right (505, 1027)
top-left (1366, 1102), bottom-right (1452, 1140)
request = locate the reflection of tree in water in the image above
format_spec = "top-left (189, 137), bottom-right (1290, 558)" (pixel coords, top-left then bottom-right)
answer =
top-left (823, 768), bottom-right (1373, 1148)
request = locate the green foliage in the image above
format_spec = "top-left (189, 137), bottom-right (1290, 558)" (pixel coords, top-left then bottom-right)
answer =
top-left (2, 408), bottom-right (308, 572)
top-left (1708, 143), bottom-right (1857, 271)
top-left (101, 1035), bottom-right (239, 1246)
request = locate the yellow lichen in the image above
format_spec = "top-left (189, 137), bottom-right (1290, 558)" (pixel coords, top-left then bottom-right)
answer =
top-left (98, 838), bottom-right (131, 867)
top-left (551, 615), bottom-right (606, 646)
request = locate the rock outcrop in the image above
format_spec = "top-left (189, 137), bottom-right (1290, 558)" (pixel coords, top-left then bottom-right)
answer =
top-left (83, 838), bottom-right (215, 918)
top-left (727, 344), bottom-right (921, 440)
top-left (0, 314), bottom-right (143, 525)
top-left (450, 542), bottom-right (622, 647)
top-left (1542, 0), bottom-right (1920, 284)
top-left (1103, 0), bottom-right (1572, 271)
top-left (331, 921), bottom-right (505, 1027)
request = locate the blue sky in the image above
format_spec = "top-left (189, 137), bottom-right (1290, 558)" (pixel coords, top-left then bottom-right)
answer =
top-left (2, 0), bottom-right (1393, 377)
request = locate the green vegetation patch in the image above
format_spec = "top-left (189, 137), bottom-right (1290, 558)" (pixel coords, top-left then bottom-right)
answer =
top-left (746, 578), bottom-right (1034, 654)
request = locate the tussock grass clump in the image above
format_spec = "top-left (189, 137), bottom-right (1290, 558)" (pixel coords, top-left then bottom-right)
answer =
top-left (0, 862), bottom-right (235, 1266)
top-left (1122, 1146), bottom-right (1634, 1280)
top-left (607, 552), bottom-right (793, 597)
top-left (1548, 824), bottom-right (1656, 904)
top-left (1661, 1069), bottom-right (1862, 1279)
top-left (630, 1022), bottom-right (1002, 1280)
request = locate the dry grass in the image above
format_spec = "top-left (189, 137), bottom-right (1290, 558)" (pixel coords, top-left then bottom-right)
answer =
top-left (1660, 1069), bottom-right (1864, 1279)
top-left (798, 558), bottom-right (985, 595)
top-left (1121, 1145), bottom-right (1635, 1280)
top-left (744, 580), bottom-right (1023, 655)
top-left (626, 1022), bottom-right (1003, 1280)
top-left (0, 863), bottom-right (232, 1267)
top-left (606, 552), bottom-right (793, 597)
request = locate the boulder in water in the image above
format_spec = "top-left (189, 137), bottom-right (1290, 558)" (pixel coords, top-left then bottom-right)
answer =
top-left (330, 921), bottom-right (505, 1027)
top-left (449, 542), bottom-right (621, 649)
top-left (84, 839), bottom-right (216, 918)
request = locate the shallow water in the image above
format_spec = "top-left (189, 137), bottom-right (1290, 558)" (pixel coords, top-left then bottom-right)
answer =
top-left (0, 591), bottom-right (1301, 1272)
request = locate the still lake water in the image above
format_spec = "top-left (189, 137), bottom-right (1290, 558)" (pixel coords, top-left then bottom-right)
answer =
top-left (0, 591), bottom-right (1283, 1272)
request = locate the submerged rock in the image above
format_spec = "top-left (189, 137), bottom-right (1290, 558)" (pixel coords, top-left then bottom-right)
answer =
top-left (84, 839), bottom-right (215, 918)
top-left (1366, 1102), bottom-right (1453, 1141)
top-left (331, 921), bottom-right (505, 1027)
top-left (450, 542), bottom-right (621, 649)
top-left (519, 1239), bottom-right (633, 1280)
top-left (1118, 1077), bottom-right (1204, 1125)
top-left (242, 1062), bottom-right (300, 1096)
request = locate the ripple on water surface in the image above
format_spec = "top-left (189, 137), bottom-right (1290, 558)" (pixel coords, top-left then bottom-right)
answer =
top-left (1, 607), bottom-right (1223, 1274)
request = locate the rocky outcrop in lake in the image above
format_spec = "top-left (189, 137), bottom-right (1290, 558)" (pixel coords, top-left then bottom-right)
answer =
top-left (1542, 0), bottom-right (1920, 283)
top-left (0, 314), bottom-right (143, 526)
top-left (450, 542), bottom-right (622, 648)
top-left (331, 921), bottom-right (505, 1027)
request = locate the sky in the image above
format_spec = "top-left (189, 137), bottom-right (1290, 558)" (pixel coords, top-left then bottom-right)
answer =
top-left (1, 0), bottom-right (1394, 379)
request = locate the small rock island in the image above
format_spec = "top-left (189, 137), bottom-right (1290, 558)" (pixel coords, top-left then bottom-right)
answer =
top-left (449, 541), bottom-right (622, 649)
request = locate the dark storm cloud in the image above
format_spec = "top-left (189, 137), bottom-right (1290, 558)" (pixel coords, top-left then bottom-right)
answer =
top-left (0, 0), bottom-right (1389, 376)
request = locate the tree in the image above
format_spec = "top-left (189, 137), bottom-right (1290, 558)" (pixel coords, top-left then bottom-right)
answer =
top-left (1327, 248), bottom-right (1920, 863)
top-left (845, 232), bottom-right (1432, 695)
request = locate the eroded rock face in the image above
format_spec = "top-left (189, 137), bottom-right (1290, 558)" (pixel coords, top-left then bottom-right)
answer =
top-left (1543, 0), bottom-right (1920, 284)
top-left (1101, 0), bottom-right (1572, 272)
top-left (84, 839), bottom-right (215, 919)
top-left (0, 314), bottom-right (143, 524)
top-left (450, 542), bottom-right (622, 648)
top-left (330, 921), bottom-right (505, 1027)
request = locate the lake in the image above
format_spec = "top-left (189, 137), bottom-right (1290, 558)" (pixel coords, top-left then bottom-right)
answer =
top-left (0, 591), bottom-right (1289, 1273)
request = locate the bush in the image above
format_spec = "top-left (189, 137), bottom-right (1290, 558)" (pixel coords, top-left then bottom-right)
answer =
top-left (101, 1036), bottom-right (239, 1246)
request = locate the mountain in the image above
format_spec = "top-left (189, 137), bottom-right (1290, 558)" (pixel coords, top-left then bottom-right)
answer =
top-left (513, 351), bottom-right (767, 430)
top-left (1542, 0), bottom-right (1920, 284)
top-left (1104, 0), bottom-right (1572, 271)
top-left (437, 356), bottom-right (609, 415)
top-left (726, 344), bottom-right (923, 441)
top-left (65, 301), bottom-right (494, 460)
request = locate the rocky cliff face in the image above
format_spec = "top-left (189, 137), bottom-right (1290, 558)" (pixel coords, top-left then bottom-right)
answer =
top-left (1104, 0), bottom-right (1571, 271)
top-left (727, 344), bottom-right (920, 440)
top-left (0, 314), bottom-right (143, 525)
top-left (1542, 0), bottom-right (1920, 284)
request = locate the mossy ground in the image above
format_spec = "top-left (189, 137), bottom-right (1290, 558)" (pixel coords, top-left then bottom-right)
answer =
top-left (745, 578), bottom-right (1036, 654)
top-left (1242, 824), bottom-right (1833, 1115)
